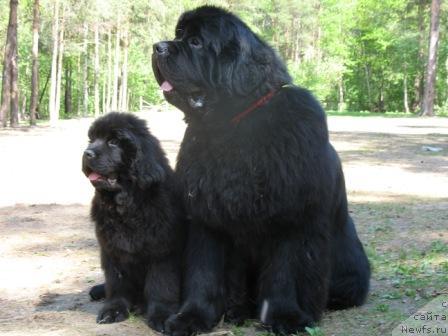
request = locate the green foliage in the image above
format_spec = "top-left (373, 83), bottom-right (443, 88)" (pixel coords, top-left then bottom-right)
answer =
top-left (305, 326), bottom-right (325, 336)
top-left (1, 0), bottom-right (447, 120)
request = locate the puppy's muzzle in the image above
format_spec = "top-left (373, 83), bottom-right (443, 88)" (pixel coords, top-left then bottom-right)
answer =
top-left (84, 149), bottom-right (96, 159)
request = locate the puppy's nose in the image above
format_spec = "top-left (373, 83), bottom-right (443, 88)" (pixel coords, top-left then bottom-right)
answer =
top-left (154, 42), bottom-right (169, 56)
top-left (84, 149), bottom-right (96, 159)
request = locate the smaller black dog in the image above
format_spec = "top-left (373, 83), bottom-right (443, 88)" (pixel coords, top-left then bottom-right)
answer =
top-left (82, 112), bottom-right (184, 332)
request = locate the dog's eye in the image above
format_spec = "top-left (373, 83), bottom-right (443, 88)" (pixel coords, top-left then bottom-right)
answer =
top-left (188, 37), bottom-right (202, 49)
top-left (107, 139), bottom-right (119, 147)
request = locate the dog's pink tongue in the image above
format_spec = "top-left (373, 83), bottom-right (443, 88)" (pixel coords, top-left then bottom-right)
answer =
top-left (88, 172), bottom-right (102, 182)
top-left (161, 81), bottom-right (173, 92)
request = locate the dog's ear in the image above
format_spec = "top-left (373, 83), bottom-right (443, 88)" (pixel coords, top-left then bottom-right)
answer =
top-left (219, 31), bottom-right (272, 96)
top-left (132, 142), bottom-right (166, 189)
top-left (117, 129), bottom-right (166, 189)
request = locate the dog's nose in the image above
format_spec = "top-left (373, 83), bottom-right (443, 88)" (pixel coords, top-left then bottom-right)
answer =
top-left (84, 149), bottom-right (96, 159)
top-left (154, 42), bottom-right (169, 56)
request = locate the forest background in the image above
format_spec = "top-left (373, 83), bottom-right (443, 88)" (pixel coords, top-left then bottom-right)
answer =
top-left (0, 0), bottom-right (447, 127)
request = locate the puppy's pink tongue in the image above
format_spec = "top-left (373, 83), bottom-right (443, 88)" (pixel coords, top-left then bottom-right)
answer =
top-left (161, 81), bottom-right (173, 92)
top-left (88, 172), bottom-right (102, 181)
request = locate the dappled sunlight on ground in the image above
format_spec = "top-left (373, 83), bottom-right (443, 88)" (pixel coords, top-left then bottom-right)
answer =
top-left (345, 164), bottom-right (448, 199)
top-left (0, 110), bottom-right (447, 335)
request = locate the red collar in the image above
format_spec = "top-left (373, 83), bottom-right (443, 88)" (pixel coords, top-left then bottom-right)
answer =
top-left (230, 85), bottom-right (291, 125)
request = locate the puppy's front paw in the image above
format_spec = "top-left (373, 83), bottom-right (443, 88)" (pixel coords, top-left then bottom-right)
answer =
top-left (96, 299), bottom-right (129, 324)
top-left (89, 283), bottom-right (106, 301)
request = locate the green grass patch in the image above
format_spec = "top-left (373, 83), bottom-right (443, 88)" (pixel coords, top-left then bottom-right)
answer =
top-left (305, 327), bottom-right (325, 336)
top-left (327, 110), bottom-right (448, 118)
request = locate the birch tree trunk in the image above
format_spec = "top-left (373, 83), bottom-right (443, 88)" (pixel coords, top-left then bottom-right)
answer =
top-left (102, 75), bottom-right (107, 114)
top-left (10, 34), bottom-right (19, 127)
top-left (48, 0), bottom-right (60, 126)
top-left (106, 29), bottom-right (112, 113)
top-left (111, 25), bottom-right (120, 111)
top-left (403, 64), bottom-right (410, 113)
top-left (55, 5), bottom-right (65, 117)
top-left (76, 54), bottom-right (81, 116)
top-left (29, 0), bottom-right (40, 126)
top-left (412, 0), bottom-right (426, 112)
top-left (94, 23), bottom-right (100, 117)
top-left (421, 0), bottom-right (441, 117)
top-left (338, 77), bottom-right (344, 112)
top-left (119, 29), bottom-right (128, 111)
top-left (83, 23), bottom-right (89, 116)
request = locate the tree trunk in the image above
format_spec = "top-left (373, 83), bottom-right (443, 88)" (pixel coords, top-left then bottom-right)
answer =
top-left (10, 40), bottom-right (19, 127)
top-left (77, 54), bottom-right (81, 116)
top-left (102, 72), bottom-right (107, 114)
top-left (421, 0), bottom-right (441, 117)
top-left (21, 94), bottom-right (26, 121)
top-left (29, 0), bottom-right (40, 126)
top-left (364, 64), bottom-right (373, 111)
top-left (64, 60), bottom-right (72, 115)
top-left (127, 89), bottom-right (130, 111)
top-left (445, 57), bottom-right (448, 109)
top-left (39, 70), bottom-right (50, 113)
top-left (111, 26), bottom-right (120, 111)
top-left (338, 77), bottom-right (345, 112)
top-left (120, 29), bottom-right (128, 111)
top-left (0, 0), bottom-right (19, 127)
top-left (48, 0), bottom-right (59, 126)
top-left (106, 29), bottom-right (112, 113)
top-left (404, 67), bottom-right (410, 113)
top-left (0, 52), bottom-right (11, 127)
top-left (94, 23), bottom-right (100, 117)
top-left (412, 0), bottom-right (427, 112)
top-left (83, 23), bottom-right (89, 116)
top-left (55, 4), bottom-right (65, 118)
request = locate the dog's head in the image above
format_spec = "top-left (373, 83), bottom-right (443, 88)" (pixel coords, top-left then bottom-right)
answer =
top-left (82, 112), bottom-right (167, 192)
top-left (152, 6), bottom-right (291, 120)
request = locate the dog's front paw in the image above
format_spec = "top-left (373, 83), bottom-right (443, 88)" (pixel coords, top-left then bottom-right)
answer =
top-left (224, 304), bottom-right (252, 326)
top-left (89, 283), bottom-right (106, 301)
top-left (164, 307), bottom-right (217, 336)
top-left (262, 309), bottom-right (314, 335)
top-left (270, 315), bottom-right (310, 335)
top-left (147, 311), bottom-right (170, 333)
top-left (96, 299), bottom-right (129, 324)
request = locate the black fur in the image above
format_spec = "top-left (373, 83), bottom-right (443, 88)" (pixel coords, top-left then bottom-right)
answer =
top-left (153, 6), bottom-right (370, 335)
top-left (82, 112), bottom-right (184, 332)
top-left (89, 283), bottom-right (106, 301)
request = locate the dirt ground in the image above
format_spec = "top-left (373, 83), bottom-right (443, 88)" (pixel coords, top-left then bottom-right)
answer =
top-left (0, 109), bottom-right (447, 336)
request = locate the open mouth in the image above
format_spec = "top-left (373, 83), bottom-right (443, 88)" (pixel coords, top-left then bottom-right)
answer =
top-left (152, 54), bottom-right (205, 109)
top-left (85, 169), bottom-right (118, 187)
top-left (153, 61), bottom-right (174, 93)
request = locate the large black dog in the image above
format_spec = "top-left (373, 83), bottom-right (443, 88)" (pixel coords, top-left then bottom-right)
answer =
top-left (153, 6), bottom-right (370, 335)
top-left (82, 112), bottom-right (183, 332)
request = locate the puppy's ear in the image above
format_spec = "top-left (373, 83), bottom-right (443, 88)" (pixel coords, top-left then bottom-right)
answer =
top-left (117, 129), bottom-right (166, 189)
top-left (132, 143), bottom-right (166, 189)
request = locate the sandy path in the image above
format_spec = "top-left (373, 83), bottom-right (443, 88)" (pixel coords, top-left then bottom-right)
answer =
top-left (0, 110), bottom-right (447, 335)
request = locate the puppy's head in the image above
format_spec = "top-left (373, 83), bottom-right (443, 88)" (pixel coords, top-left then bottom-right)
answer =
top-left (152, 6), bottom-right (291, 120)
top-left (82, 113), bottom-right (166, 192)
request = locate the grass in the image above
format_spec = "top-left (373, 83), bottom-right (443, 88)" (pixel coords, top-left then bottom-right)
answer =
top-left (327, 110), bottom-right (448, 117)
top-left (180, 200), bottom-right (448, 336)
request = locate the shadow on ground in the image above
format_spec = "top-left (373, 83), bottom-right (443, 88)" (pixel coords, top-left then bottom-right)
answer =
top-left (332, 131), bottom-right (448, 174)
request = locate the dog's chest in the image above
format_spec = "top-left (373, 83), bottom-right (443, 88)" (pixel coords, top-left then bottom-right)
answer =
top-left (176, 130), bottom-right (298, 225)
top-left (94, 206), bottom-right (148, 258)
